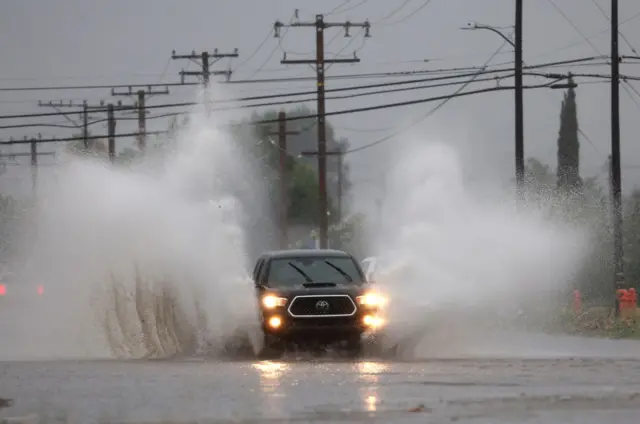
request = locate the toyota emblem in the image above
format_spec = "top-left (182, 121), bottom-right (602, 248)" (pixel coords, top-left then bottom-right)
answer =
top-left (315, 300), bottom-right (330, 312)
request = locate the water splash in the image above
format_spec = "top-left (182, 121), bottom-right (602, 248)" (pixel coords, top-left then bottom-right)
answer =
top-left (0, 97), bottom-right (268, 360)
top-left (369, 141), bottom-right (591, 357)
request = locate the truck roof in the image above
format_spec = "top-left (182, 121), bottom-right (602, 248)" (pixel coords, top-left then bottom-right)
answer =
top-left (261, 249), bottom-right (352, 259)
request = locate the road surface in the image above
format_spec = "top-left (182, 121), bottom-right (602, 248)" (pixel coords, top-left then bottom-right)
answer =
top-left (2, 347), bottom-right (640, 423)
top-left (3, 295), bottom-right (640, 423)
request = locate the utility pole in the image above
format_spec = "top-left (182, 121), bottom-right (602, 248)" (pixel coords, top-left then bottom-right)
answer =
top-left (274, 13), bottom-right (371, 248)
top-left (300, 148), bottom-right (345, 248)
top-left (111, 85), bottom-right (170, 152)
top-left (107, 103), bottom-right (116, 164)
top-left (0, 136), bottom-right (55, 196)
top-left (515, 0), bottom-right (525, 200)
top-left (38, 100), bottom-right (130, 152)
top-left (610, 0), bottom-right (624, 307)
top-left (84, 101), bottom-right (131, 162)
top-left (607, 154), bottom-right (622, 317)
top-left (171, 49), bottom-right (239, 116)
top-left (30, 136), bottom-right (37, 195)
top-left (267, 111), bottom-right (300, 249)
top-left (336, 151), bottom-right (343, 222)
top-left (38, 100), bottom-right (96, 149)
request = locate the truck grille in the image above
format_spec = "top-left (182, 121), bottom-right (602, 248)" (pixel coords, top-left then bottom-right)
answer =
top-left (287, 295), bottom-right (357, 317)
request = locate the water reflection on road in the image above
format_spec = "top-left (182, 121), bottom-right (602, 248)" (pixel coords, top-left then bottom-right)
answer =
top-left (2, 357), bottom-right (640, 423)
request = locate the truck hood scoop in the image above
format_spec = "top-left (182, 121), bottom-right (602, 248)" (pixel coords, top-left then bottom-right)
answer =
top-left (302, 282), bottom-right (337, 288)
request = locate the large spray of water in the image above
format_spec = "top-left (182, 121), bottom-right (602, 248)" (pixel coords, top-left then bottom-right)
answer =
top-left (0, 98), bottom-right (268, 360)
top-left (369, 140), bottom-right (591, 357)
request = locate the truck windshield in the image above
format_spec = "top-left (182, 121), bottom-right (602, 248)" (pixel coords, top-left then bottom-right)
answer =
top-left (266, 256), bottom-right (363, 287)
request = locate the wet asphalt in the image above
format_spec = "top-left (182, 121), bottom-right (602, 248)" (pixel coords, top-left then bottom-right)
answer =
top-left (3, 295), bottom-right (640, 423)
top-left (2, 353), bottom-right (640, 423)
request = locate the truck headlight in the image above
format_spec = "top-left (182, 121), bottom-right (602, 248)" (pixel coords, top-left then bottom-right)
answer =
top-left (262, 295), bottom-right (287, 309)
top-left (363, 314), bottom-right (385, 329)
top-left (356, 292), bottom-right (387, 307)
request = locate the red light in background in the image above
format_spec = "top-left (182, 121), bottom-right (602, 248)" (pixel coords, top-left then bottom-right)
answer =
top-left (0, 284), bottom-right (5, 296)
top-left (37, 285), bottom-right (44, 295)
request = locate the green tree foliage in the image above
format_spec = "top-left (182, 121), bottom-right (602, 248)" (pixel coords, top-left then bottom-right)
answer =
top-left (67, 129), bottom-right (105, 155)
top-left (232, 106), bottom-right (351, 226)
top-left (523, 158), bottom-right (556, 207)
top-left (522, 156), bottom-right (613, 301)
top-left (556, 75), bottom-right (582, 195)
top-left (62, 107), bottom-right (351, 232)
top-left (522, 84), bottom-right (640, 303)
top-left (288, 161), bottom-right (320, 225)
top-left (623, 190), bottom-right (640, 288)
top-left (328, 212), bottom-right (367, 258)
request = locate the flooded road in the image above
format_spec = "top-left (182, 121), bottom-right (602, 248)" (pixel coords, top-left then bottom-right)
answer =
top-left (2, 355), bottom-right (640, 423)
top-left (3, 296), bottom-right (640, 423)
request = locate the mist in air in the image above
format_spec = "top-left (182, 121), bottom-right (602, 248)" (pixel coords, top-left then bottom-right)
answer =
top-left (366, 140), bottom-right (591, 356)
top-left (0, 88), bottom-right (272, 361)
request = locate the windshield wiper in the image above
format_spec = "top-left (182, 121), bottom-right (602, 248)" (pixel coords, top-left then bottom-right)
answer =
top-left (288, 262), bottom-right (313, 283)
top-left (324, 260), bottom-right (353, 282)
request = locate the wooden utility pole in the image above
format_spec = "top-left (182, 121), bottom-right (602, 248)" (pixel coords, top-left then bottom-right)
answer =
top-left (171, 49), bottom-right (239, 116)
top-left (107, 103), bottom-right (116, 163)
top-left (84, 101), bottom-right (132, 162)
top-left (300, 148), bottom-right (345, 247)
top-left (30, 136), bottom-right (38, 194)
top-left (79, 100), bottom-right (132, 161)
top-left (336, 152), bottom-right (343, 222)
top-left (111, 85), bottom-right (170, 152)
top-left (610, 0), bottom-right (625, 303)
top-left (0, 136), bottom-right (55, 196)
top-left (38, 100), bottom-right (131, 152)
top-left (38, 100), bottom-right (96, 149)
top-left (274, 14), bottom-right (370, 248)
top-left (267, 111), bottom-right (300, 249)
top-left (515, 0), bottom-right (524, 200)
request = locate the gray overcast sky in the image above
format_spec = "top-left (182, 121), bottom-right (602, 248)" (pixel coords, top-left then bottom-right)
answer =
top-left (1, 0), bottom-right (640, 206)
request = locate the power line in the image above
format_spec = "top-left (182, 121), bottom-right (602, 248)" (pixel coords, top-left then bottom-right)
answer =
top-left (232, 28), bottom-right (273, 73)
top-left (373, 0), bottom-right (411, 23)
top-left (0, 70), bottom-right (510, 120)
top-left (528, 6), bottom-right (640, 60)
top-left (244, 13), bottom-right (300, 79)
top-left (0, 68), bottom-right (523, 121)
top-left (343, 40), bottom-right (510, 155)
top-left (274, 11), bottom-right (372, 248)
top-left (325, 0), bottom-right (369, 16)
top-left (171, 48), bottom-right (239, 117)
top-left (589, 0), bottom-right (639, 56)
top-left (578, 128), bottom-right (599, 154)
top-left (587, 0), bottom-right (640, 109)
top-left (545, 0), bottom-right (640, 109)
top-left (546, 0), bottom-right (631, 298)
top-left (325, 0), bottom-right (354, 16)
top-left (376, 0), bottom-right (434, 26)
top-left (111, 85), bottom-right (171, 151)
top-left (0, 80), bottom-right (571, 146)
top-left (0, 68), bottom-right (635, 124)
top-left (6, 58), bottom-right (616, 110)
top-left (0, 67), bottom-right (478, 92)
top-left (0, 69), bottom-right (533, 130)
top-left (0, 55), bottom-right (611, 93)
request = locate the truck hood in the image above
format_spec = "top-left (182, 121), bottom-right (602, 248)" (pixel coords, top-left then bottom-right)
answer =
top-left (266, 283), bottom-right (370, 298)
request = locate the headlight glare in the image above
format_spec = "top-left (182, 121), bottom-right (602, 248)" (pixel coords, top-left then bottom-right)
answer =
top-left (268, 315), bottom-right (282, 329)
top-left (356, 292), bottom-right (387, 306)
top-left (363, 314), bottom-right (385, 328)
top-left (262, 295), bottom-right (287, 309)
